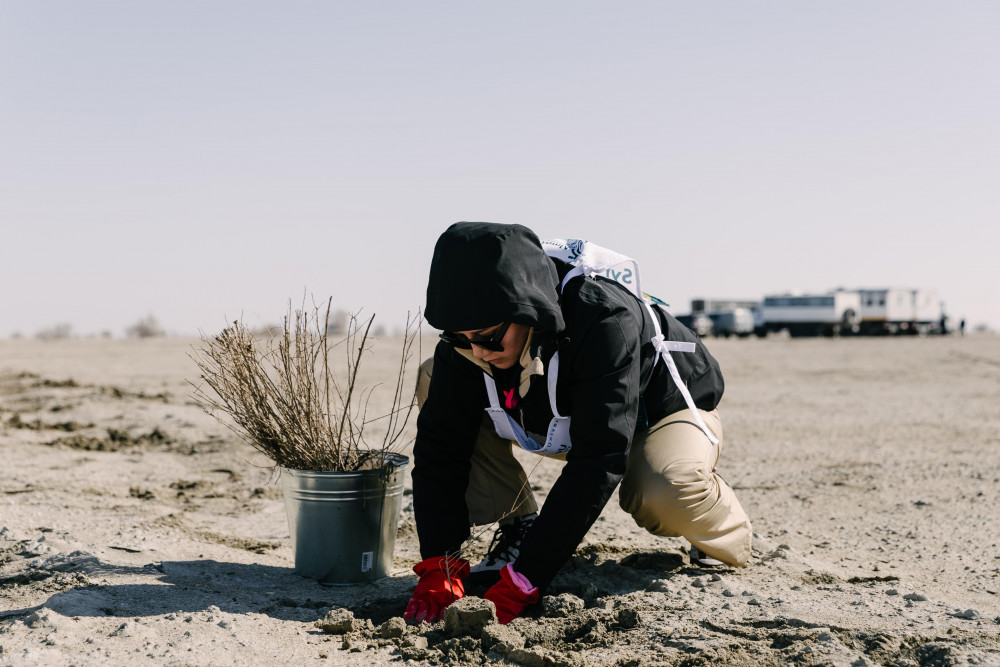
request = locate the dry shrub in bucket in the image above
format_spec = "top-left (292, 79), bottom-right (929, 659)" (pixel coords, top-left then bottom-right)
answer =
top-left (190, 299), bottom-right (419, 472)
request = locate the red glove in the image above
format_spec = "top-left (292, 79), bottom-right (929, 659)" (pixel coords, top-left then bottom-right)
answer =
top-left (404, 556), bottom-right (471, 624)
top-left (483, 563), bottom-right (539, 624)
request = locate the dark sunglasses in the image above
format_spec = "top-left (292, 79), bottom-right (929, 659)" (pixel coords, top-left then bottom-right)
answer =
top-left (439, 322), bottom-right (511, 352)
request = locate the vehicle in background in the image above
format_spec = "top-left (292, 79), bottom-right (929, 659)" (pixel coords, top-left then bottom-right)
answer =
top-left (858, 287), bottom-right (943, 335)
top-left (691, 298), bottom-right (759, 315)
top-left (675, 312), bottom-right (713, 337)
top-left (750, 304), bottom-right (767, 337)
top-left (690, 298), bottom-right (764, 337)
top-left (707, 307), bottom-right (756, 337)
top-left (761, 290), bottom-right (861, 337)
top-left (685, 288), bottom-right (948, 338)
top-left (912, 288), bottom-right (945, 334)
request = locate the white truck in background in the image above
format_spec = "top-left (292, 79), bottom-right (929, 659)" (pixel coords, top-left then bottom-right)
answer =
top-left (683, 288), bottom-right (947, 338)
top-left (858, 287), bottom-right (943, 335)
top-left (761, 290), bottom-right (861, 337)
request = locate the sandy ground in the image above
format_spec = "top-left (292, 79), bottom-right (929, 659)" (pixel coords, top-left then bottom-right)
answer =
top-left (1, 333), bottom-right (999, 666)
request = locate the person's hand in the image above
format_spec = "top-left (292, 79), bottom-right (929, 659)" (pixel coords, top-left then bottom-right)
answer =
top-left (404, 556), bottom-right (471, 624)
top-left (483, 563), bottom-right (539, 624)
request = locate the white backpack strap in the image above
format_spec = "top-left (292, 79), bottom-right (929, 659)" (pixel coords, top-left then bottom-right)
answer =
top-left (482, 373), bottom-right (502, 409)
top-left (547, 351), bottom-right (566, 419)
top-left (560, 265), bottom-right (586, 292)
top-left (646, 304), bottom-right (718, 445)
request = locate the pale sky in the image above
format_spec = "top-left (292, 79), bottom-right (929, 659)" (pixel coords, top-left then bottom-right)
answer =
top-left (2, 1), bottom-right (998, 337)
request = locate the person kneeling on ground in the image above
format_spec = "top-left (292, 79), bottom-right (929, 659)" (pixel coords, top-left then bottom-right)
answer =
top-left (404, 222), bottom-right (752, 625)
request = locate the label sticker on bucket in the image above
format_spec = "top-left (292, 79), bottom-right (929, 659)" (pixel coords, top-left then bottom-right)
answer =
top-left (361, 551), bottom-right (373, 572)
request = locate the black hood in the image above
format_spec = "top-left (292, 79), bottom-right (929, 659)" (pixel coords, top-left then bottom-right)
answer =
top-left (425, 222), bottom-right (565, 333)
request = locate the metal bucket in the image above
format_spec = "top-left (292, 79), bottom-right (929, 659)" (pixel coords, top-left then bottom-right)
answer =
top-left (280, 452), bottom-right (409, 585)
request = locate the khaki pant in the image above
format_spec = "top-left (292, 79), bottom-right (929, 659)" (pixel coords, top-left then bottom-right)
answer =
top-left (416, 357), bottom-right (752, 567)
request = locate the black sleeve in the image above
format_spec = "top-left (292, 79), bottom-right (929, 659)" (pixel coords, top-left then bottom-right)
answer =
top-left (411, 341), bottom-right (485, 560)
top-left (513, 296), bottom-right (642, 589)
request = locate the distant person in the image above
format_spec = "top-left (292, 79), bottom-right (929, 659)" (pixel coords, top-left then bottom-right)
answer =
top-left (404, 222), bottom-right (752, 625)
top-left (960, 318), bottom-right (966, 336)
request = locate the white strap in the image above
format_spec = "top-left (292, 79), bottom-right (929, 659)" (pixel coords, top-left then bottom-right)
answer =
top-left (643, 300), bottom-right (664, 339)
top-left (643, 301), bottom-right (717, 445)
top-left (484, 350), bottom-right (566, 421)
top-left (483, 374), bottom-right (501, 409)
top-left (559, 265), bottom-right (586, 293)
top-left (659, 340), bottom-right (695, 354)
top-left (650, 332), bottom-right (719, 446)
top-left (547, 352), bottom-right (565, 418)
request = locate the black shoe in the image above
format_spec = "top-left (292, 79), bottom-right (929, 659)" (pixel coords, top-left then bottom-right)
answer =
top-left (689, 545), bottom-right (726, 568)
top-left (467, 514), bottom-right (536, 583)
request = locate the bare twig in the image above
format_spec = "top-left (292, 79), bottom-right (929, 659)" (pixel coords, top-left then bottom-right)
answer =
top-left (189, 300), bottom-right (420, 472)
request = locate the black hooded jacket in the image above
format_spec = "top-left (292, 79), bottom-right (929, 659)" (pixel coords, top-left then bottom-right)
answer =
top-left (413, 222), bottom-right (725, 589)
